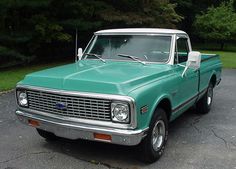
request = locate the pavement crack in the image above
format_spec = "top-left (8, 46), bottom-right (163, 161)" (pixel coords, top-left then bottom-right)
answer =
top-left (190, 116), bottom-right (202, 133)
top-left (193, 116), bottom-right (202, 124)
top-left (0, 151), bottom-right (54, 164)
top-left (190, 123), bottom-right (201, 133)
top-left (61, 147), bottom-right (122, 169)
top-left (68, 155), bottom-right (122, 169)
top-left (211, 129), bottom-right (229, 149)
top-left (230, 141), bottom-right (236, 147)
top-left (87, 160), bottom-right (123, 169)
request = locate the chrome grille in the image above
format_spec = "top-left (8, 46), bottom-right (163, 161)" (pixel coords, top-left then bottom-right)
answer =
top-left (27, 90), bottom-right (112, 121)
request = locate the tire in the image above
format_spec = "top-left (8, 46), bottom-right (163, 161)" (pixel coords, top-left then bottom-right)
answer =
top-left (196, 83), bottom-right (214, 114)
top-left (138, 108), bottom-right (168, 163)
top-left (36, 128), bottom-right (58, 141)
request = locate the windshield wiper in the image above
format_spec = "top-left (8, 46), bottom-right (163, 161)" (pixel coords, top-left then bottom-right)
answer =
top-left (117, 54), bottom-right (146, 65)
top-left (84, 53), bottom-right (106, 63)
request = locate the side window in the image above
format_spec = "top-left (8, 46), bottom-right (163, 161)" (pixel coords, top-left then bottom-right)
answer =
top-left (176, 38), bottom-right (189, 63)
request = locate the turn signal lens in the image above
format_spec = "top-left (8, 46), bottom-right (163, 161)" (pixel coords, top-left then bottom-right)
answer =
top-left (28, 119), bottom-right (40, 127)
top-left (94, 133), bottom-right (111, 141)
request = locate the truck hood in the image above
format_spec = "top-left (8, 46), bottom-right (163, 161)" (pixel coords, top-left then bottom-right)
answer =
top-left (20, 60), bottom-right (173, 95)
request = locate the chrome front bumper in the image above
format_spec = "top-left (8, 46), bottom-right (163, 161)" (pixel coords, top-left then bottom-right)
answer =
top-left (16, 110), bottom-right (148, 146)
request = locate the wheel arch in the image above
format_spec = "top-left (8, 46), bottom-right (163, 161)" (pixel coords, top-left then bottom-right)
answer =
top-left (209, 72), bottom-right (217, 87)
top-left (148, 95), bottom-right (172, 127)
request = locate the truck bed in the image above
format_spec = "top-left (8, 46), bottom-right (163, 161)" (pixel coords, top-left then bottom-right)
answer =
top-left (201, 53), bottom-right (219, 62)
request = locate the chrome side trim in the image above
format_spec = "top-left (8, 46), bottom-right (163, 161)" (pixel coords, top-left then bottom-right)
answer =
top-left (16, 85), bottom-right (137, 129)
top-left (172, 88), bottom-right (207, 113)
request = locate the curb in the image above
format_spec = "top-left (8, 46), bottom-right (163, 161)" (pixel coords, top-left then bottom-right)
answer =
top-left (0, 89), bottom-right (15, 96)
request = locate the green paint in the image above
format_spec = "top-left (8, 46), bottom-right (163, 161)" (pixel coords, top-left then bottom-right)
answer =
top-left (18, 54), bottom-right (222, 130)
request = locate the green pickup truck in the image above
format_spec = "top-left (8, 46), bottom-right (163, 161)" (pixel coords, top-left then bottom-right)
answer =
top-left (15, 28), bottom-right (222, 163)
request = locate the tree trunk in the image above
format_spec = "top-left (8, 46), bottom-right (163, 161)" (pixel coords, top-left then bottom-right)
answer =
top-left (220, 42), bottom-right (224, 50)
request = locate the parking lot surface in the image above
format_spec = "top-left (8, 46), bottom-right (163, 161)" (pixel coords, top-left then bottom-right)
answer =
top-left (0, 69), bottom-right (236, 169)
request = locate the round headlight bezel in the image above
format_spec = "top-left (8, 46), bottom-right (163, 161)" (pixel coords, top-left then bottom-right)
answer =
top-left (17, 90), bottom-right (28, 107)
top-left (111, 102), bottom-right (130, 123)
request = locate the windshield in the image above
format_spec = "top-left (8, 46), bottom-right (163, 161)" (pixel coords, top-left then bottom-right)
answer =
top-left (83, 35), bottom-right (172, 63)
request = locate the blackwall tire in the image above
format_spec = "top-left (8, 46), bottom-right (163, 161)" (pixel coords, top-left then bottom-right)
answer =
top-left (138, 108), bottom-right (168, 163)
top-left (196, 83), bottom-right (214, 114)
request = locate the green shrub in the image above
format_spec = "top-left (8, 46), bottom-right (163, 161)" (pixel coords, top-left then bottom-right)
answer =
top-left (0, 46), bottom-right (33, 68)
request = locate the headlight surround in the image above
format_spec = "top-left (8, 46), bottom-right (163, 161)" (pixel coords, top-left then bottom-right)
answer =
top-left (111, 102), bottom-right (130, 123)
top-left (17, 90), bottom-right (28, 107)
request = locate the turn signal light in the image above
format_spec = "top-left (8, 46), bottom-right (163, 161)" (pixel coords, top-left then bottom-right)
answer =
top-left (28, 119), bottom-right (40, 127)
top-left (94, 133), bottom-right (112, 142)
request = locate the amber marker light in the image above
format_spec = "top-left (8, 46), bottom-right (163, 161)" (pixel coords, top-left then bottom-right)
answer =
top-left (141, 105), bottom-right (148, 114)
top-left (94, 133), bottom-right (112, 142)
top-left (28, 119), bottom-right (40, 127)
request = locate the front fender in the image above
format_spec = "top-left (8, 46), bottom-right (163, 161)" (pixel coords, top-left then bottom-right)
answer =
top-left (128, 77), bottom-right (175, 130)
top-left (146, 94), bottom-right (172, 126)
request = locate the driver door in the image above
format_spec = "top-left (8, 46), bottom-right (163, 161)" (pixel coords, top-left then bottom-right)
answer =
top-left (172, 37), bottom-right (199, 115)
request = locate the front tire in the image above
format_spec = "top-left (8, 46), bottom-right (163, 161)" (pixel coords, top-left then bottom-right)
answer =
top-left (196, 83), bottom-right (214, 114)
top-left (138, 108), bottom-right (168, 163)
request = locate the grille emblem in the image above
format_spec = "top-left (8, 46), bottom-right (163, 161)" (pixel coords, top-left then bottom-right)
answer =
top-left (55, 102), bottom-right (67, 110)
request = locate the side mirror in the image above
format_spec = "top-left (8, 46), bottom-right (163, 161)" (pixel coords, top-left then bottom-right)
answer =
top-left (182, 51), bottom-right (201, 77)
top-left (187, 51), bottom-right (201, 69)
top-left (77, 48), bottom-right (83, 61)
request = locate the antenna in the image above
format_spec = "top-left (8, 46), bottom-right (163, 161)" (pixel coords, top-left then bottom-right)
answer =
top-left (75, 28), bottom-right (78, 62)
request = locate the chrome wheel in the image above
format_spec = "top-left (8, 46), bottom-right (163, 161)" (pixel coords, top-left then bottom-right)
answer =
top-left (152, 120), bottom-right (166, 151)
top-left (207, 86), bottom-right (213, 106)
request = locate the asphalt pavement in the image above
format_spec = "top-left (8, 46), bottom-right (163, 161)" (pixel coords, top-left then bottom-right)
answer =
top-left (0, 69), bottom-right (236, 169)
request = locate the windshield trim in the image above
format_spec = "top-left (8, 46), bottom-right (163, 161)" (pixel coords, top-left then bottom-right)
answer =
top-left (82, 34), bottom-right (174, 64)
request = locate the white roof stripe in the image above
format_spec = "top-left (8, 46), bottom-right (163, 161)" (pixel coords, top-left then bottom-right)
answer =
top-left (95, 28), bottom-right (186, 35)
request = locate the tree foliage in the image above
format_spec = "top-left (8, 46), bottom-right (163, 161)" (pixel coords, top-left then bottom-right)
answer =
top-left (194, 1), bottom-right (236, 49)
top-left (0, 0), bottom-right (182, 67)
top-left (170, 0), bottom-right (229, 34)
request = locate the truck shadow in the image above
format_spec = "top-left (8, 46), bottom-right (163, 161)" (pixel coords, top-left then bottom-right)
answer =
top-left (42, 109), bottom-right (204, 167)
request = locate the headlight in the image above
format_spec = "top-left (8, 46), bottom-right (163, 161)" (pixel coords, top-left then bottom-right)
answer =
top-left (111, 102), bottom-right (130, 123)
top-left (17, 90), bottom-right (28, 107)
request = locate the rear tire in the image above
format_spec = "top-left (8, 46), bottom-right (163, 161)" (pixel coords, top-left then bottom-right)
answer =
top-left (196, 83), bottom-right (214, 114)
top-left (138, 108), bottom-right (168, 163)
top-left (36, 129), bottom-right (58, 141)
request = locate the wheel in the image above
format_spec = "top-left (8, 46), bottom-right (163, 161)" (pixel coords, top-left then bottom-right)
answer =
top-left (196, 83), bottom-right (214, 114)
top-left (138, 108), bottom-right (168, 163)
top-left (36, 128), bottom-right (58, 141)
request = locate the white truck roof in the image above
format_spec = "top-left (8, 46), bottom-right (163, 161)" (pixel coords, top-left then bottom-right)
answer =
top-left (95, 28), bottom-right (187, 35)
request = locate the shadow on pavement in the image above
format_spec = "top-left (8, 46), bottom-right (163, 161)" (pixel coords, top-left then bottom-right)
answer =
top-left (41, 108), bottom-right (203, 167)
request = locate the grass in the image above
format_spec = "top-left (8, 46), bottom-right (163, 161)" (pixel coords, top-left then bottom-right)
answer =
top-left (0, 61), bottom-right (70, 92)
top-left (200, 50), bottom-right (236, 69)
top-left (0, 50), bottom-right (236, 92)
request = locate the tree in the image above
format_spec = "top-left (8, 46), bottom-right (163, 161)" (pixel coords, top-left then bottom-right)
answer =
top-left (0, 0), bottom-right (72, 68)
top-left (194, 1), bottom-right (236, 50)
top-left (98, 0), bottom-right (182, 28)
top-left (170, 0), bottom-right (231, 35)
top-left (233, 0), bottom-right (236, 10)
top-left (0, 0), bottom-right (182, 68)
